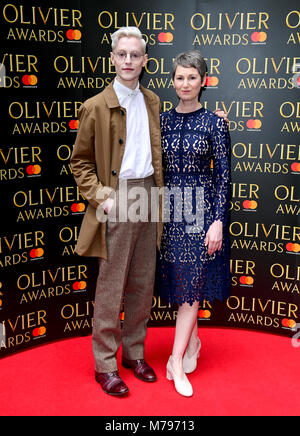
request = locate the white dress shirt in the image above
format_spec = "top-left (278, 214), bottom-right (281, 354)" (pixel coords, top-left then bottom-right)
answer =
top-left (113, 78), bottom-right (154, 179)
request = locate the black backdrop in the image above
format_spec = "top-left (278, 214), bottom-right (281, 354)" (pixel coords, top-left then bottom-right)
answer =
top-left (0, 0), bottom-right (299, 358)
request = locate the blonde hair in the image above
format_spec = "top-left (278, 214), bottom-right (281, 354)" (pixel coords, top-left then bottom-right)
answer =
top-left (111, 27), bottom-right (146, 53)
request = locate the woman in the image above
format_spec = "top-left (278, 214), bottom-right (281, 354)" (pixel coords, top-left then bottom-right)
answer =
top-left (157, 51), bottom-right (231, 397)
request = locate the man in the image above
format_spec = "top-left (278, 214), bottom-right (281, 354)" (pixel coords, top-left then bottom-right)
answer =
top-left (70, 27), bottom-right (163, 396)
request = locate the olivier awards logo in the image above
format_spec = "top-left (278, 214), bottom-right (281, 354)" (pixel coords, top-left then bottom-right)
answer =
top-left (226, 296), bottom-right (298, 331)
top-left (0, 145), bottom-right (42, 182)
top-left (57, 225), bottom-right (78, 256)
top-left (274, 184), bottom-right (299, 217)
top-left (16, 264), bottom-right (88, 305)
top-left (201, 99), bottom-right (264, 132)
top-left (230, 259), bottom-right (255, 288)
top-left (286, 10), bottom-right (300, 45)
top-left (231, 142), bottom-right (300, 176)
top-left (0, 53), bottom-right (39, 89)
top-left (150, 296), bottom-right (176, 322)
top-left (2, 3), bottom-right (83, 44)
top-left (12, 185), bottom-right (84, 223)
top-left (190, 11), bottom-right (269, 47)
top-left (0, 230), bottom-right (45, 268)
top-left (97, 10), bottom-right (175, 47)
top-left (56, 143), bottom-right (75, 177)
top-left (0, 309), bottom-right (47, 353)
top-left (8, 100), bottom-right (82, 135)
top-left (270, 262), bottom-right (300, 295)
top-left (54, 56), bottom-right (114, 90)
top-left (230, 182), bottom-right (259, 213)
top-left (236, 56), bottom-right (300, 91)
top-left (229, 220), bottom-right (300, 255)
top-left (60, 300), bottom-right (94, 334)
top-left (280, 101), bottom-right (300, 133)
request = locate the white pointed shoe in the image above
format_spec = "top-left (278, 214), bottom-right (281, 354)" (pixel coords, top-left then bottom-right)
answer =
top-left (183, 338), bottom-right (201, 374)
top-left (166, 356), bottom-right (193, 397)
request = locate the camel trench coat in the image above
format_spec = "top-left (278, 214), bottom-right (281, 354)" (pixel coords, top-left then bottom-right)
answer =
top-left (70, 81), bottom-right (164, 259)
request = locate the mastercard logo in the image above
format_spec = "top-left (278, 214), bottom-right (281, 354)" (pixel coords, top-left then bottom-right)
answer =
top-left (291, 162), bottom-right (300, 173)
top-left (66, 29), bottom-right (82, 41)
top-left (243, 200), bottom-right (257, 210)
top-left (205, 76), bottom-right (219, 87)
top-left (158, 32), bottom-right (173, 43)
top-left (30, 248), bottom-right (44, 258)
top-left (239, 276), bottom-right (254, 285)
top-left (71, 202), bottom-right (86, 213)
top-left (33, 326), bottom-right (46, 337)
top-left (26, 164), bottom-right (41, 175)
top-left (251, 32), bottom-right (267, 43)
top-left (198, 309), bottom-right (211, 319)
top-left (281, 318), bottom-right (296, 329)
top-left (22, 75), bottom-right (38, 86)
top-left (286, 243), bottom-right (300, 253)
top-left (69, 119), bottom-right (79, 130)
top-left (72, 281), bottom-right (87, 291)
top-left (246, 119), bottom-right (262, 129)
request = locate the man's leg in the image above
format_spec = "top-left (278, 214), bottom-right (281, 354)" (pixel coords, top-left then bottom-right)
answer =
top-left (121, 219), bottom-right (157, 361)
top-left (121, 176), bottom-right (157, 381)
top-left (92, 198), bottom-right (136, 373)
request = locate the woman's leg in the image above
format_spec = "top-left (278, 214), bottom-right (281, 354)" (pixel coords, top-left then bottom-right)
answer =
top-left (185, 318), bottom-right (200, 357)
top-left (171, 301), bottom-right (199, 376)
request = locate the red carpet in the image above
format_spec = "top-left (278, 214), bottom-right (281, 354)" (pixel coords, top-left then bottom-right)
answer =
top-left (0, 327), bottom-right (298, 416)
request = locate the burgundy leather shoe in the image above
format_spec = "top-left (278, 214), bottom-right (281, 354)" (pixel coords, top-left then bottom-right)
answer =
top-left (122, 358), bottom-right (157, 382)
top-left (95, 371), bottom-right (129, 396)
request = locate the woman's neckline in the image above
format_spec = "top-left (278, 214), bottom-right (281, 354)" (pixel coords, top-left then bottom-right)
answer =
top-left (174, 107), bottom-right (204, 115)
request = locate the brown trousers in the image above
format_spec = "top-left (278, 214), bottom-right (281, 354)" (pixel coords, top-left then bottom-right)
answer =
top-left (92, 176), bottom-right (157, 373)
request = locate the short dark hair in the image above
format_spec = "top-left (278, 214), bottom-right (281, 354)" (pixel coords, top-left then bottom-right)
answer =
top-left (172, 51), bottom-right (207, 79)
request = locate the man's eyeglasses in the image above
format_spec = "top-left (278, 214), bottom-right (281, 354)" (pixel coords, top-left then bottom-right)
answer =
top-left (113, 51), bottom-right (144, 62)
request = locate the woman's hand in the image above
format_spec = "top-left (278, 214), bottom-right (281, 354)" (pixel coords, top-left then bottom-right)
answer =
top-left (204, 220), bottom-right (223, 255)
top-left (214, 108), bottom-right (229, 125)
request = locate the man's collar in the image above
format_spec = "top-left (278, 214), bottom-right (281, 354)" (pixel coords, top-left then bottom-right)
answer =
top-left (102, 79), bottom-right (157, 109)
top-left (113, 78), bottom-right (140, 97)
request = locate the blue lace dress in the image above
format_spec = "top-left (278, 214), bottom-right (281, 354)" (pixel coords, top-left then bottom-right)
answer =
top-left (157, 108), bottom-right (231, 306)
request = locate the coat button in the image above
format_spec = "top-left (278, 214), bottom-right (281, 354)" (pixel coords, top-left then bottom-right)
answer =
top-left (112, 170), bottom-right (117, 176)
top-left (119, 138), bottom-right (124, 144)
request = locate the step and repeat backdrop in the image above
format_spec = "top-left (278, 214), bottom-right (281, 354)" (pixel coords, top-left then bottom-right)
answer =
top-left (0, 0), bottom-right (299, 357)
